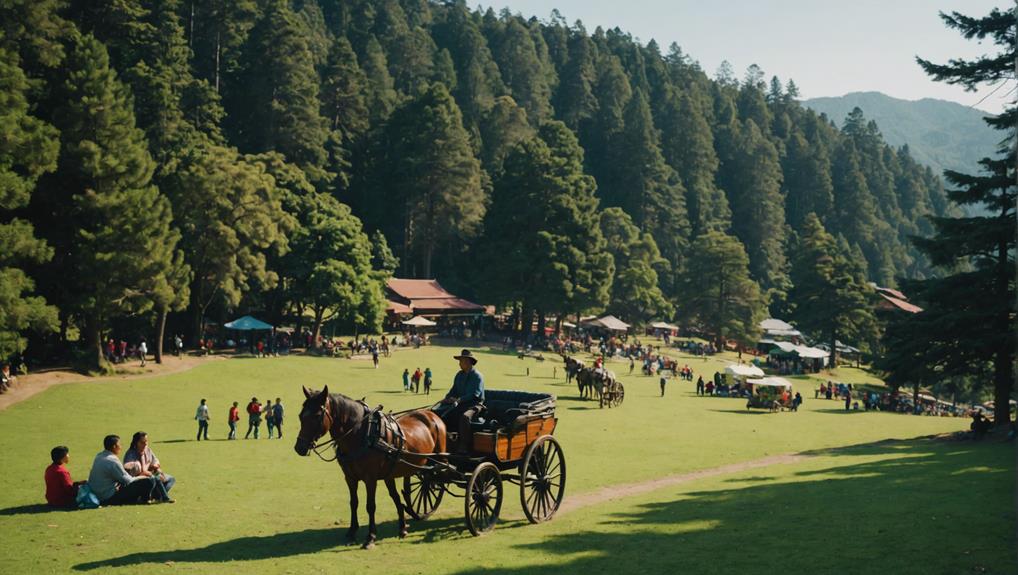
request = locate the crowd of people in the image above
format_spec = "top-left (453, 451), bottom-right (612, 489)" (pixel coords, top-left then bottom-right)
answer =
top-left (45, 432), bottom-right (175, 509)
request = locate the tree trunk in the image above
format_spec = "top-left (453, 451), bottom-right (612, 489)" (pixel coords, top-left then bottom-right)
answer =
top-left (992, 222), bottom-right (1013, 427)
top-left (294, 302), bottom-right (305, 346)
top-left (829, 328), bottom-right (838, 369)
top-left (155, 305), bottom-right (168, 364)
top-left (85, 314), bottom-right (107, 373)
top-left (311, 308), bottom-right (324, 349)
top-left (537, 311), bottom-right (546, 337)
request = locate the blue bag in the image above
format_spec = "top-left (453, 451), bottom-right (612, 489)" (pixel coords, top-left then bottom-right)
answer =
top-left (76, 483), bottom-right (101, 509)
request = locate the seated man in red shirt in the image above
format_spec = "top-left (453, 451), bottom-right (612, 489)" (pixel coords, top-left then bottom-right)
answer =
top-left (45, 446), bottom-right (85, 508)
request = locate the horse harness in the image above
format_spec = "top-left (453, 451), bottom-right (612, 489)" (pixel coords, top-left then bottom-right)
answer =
top-left (313, 396), bottom-right (406, 475)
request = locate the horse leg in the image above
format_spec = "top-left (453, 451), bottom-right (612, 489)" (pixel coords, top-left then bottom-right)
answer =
top-left (384, 477), bottom-right (408, 538)
top-left (344, 475), bottom-right (360, 544)
top-left (362, 480), bottom-right (378, 549)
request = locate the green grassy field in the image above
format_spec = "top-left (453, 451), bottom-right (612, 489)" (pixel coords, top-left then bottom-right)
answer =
top-left (0, 344), bottom-right (1013, 574)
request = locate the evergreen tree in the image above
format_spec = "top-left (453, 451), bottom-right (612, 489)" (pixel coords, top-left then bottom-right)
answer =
top-left (554, 23), bottom-right (597, 131)
top-left (607, 89), bottom-right (689, 293)
top-left (891, 5), bottom-right (1017, 426)
top-left (360, 35), bottom-right (397, 121)
top-left (476, 121), bottom-right (612, 330)
top-left (229, 0), bottom-right (329, 183)
top-left (0, 46), bottom-right (60, 357)
top-left (599, 208), bottom-right (673, 323)
top-left (184, 0), bottom-right (258, 95)
top-left (782, 125), bottom-right (834, 231)
top-left (478, 95), bottom-right (533, 176)
top-left (35, 34), bottom-right (181, 370)
top-left (371, 83), bottom-right (484, 278)
top-left (659, 87), bottom-right (729, 235)
top-left (676, 230), bottom-right (764, 347)
top-left (717, 120), bottom-right (788, 297)
top-left (432, 3), bottom-right (505, 128)
top-left (788, 214), bottom-right (877, 367)
top-left (320, 36), bottom-right (369, 143)
top-left (488, 17), bottom-right (554, 124)
top-left (370, 229), bottom-right (400, 276)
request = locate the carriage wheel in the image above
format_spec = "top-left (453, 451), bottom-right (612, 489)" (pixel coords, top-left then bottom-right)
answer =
top-left (613, 384), bottom-right (625, 407)
top-left (464, 462), bottom-right (502, 536)
top-left (519, 435), bottom-right (566, 524)
top-left (402, 471), bottom-right (445, 521)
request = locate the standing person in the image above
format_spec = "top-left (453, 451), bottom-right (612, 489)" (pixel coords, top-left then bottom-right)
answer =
top-left (228, 402), bottom-right (240, 439)
top-left (696, 376), bottom-right (705, 396)
top-left (423, 367), bottom-right (432, 395)
top-left (194, 399), bottom-right (210, 441)
top-left (174, 334), bottom-right (183, 357)
top-left (412, 368), bottom-right (422, 394)
top-left (118, 339), bottom-right (127, 363)
top-left (138, 339), bottom-right (147, 367)
top-left (372, 347), bottom-right (379, 368)
top-left (629, 357), bottom-right (635, 375)
top-left (273, 398), bottom-right (284, 439)
top-left (245, 398), bottom-right (262, 439)
top-left (265, 400), bottom-right (275, 438)
top-left (844, 389), bottom-right (852, 411)
top-left (437, 350), bottom-right (485, 454)
top-left (45, 446), bottom-right (86, 508)
top-left (659, 372), bottom-right (668, 397)
top-left (402, 369), bottom-right (410, 392)
top-left (88, 435), bottom-right (171, 505)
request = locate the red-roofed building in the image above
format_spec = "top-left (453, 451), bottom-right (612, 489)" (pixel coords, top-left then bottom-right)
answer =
top-left (385, 278), bottom-right (486, 318)
top-left (873, 285), bottom-right (923, 314)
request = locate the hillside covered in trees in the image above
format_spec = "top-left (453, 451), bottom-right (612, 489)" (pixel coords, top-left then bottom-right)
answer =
top-left (1, 0), bottom-right (958, 368)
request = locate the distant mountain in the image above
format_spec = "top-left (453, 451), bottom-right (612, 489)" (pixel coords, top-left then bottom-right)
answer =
top-left (804, 91), bottom-right (1001, 179)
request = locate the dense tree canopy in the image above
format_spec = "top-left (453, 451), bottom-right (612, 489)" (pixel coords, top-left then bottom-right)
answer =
top-left (0, 0), bottom-right (965, 366)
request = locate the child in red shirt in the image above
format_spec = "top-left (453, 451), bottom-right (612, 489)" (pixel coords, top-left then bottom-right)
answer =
top-left (45, 446), bottom-right (84, 508)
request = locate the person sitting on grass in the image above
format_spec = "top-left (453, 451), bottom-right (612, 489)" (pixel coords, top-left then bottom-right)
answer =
top-left (45, 446), bottom-right (87, 508)
top-left (123, 432), bottom-right (176, 495)
top-left (88, 435), bottom-right (172, 505)
top-left (970, 412), bottom-right (993, 439)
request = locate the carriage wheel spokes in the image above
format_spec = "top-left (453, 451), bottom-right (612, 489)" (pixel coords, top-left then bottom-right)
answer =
top-left (520, 435), bottom-right (566, 524)
top-left (613, 384), bottom-right (625, 407)
top-left (402, 471), bottom-right (445, 521)
top-left (464, 462), bottom-right (502, 536)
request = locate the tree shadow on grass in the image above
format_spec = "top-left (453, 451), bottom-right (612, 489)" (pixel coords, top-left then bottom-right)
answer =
top-left (74, 515), bottom-right (472, 570)
top-left (447, 439), bottom-right (1015, 575)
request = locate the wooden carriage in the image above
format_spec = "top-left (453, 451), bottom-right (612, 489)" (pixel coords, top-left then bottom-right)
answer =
top-left (401, 390), bottom-right (566, 535)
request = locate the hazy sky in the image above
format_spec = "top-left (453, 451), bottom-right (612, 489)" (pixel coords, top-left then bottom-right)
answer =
top-left (483, 0), bottom-right (1011, 114)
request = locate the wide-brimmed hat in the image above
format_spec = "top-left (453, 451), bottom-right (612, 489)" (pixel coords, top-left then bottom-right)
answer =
top-left (453, 349), bottom-right (478, 364)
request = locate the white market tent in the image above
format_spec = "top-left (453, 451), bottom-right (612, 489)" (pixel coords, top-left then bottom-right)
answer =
top-left (402, 316), bottom-right (437, 327)
top-left (759, 318), bottom-right (802, 338)
top-left (771, 341), bottom-right (830, 359)
top-left (649, 321), bottom-right (679, 331)
top-left (585, 315), bottom-right (630, 332)
top-left (747, 376), bottom-right (793, 389)
top-left (725, 364), bottom-right (765, 378)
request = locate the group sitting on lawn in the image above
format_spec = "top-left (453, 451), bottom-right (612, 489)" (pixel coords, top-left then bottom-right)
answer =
top-left (45, 433), bottom-right (175, 509)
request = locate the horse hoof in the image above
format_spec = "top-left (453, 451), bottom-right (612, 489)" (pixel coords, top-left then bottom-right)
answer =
top-left (362, 539), bottom-right (376, 550)
top-left (399, 530), bottom-right (408, 539)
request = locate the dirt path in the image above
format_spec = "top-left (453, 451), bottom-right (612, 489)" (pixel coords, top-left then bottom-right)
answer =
top-left (558, 453), bottom-right (812, 516)
top-left (0, 354), bottom-right (227, 412)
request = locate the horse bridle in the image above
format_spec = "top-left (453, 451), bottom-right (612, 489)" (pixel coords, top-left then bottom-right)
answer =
top-left (301, 395), bottom-right (363, 462)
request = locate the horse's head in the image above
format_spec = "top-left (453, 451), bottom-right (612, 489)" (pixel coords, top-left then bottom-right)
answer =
top-left (295, 385), bottom-right (332, 456)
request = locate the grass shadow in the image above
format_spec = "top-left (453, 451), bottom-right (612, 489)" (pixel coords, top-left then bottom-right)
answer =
top-left (448, 439), bottom-right (1015, 575)
top-left (74, 516), bottom-right (471, 570)
top-left (0, 503), bottom-right (70, 516)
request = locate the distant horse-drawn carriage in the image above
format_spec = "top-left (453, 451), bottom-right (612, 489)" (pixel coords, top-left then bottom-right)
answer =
top-left (295, 387), bottom-right (565, 547)
top-left (563, 355), bottom-right (625, 408)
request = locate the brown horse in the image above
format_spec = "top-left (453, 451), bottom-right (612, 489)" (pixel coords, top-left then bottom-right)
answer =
top-left (294, 385), bottom-right (446, 549)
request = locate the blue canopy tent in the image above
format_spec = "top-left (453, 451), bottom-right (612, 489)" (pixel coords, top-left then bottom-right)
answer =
top-left (224, 316), bottom-right (273, 354)
top-left (224, 316), bottom-right (273, 330)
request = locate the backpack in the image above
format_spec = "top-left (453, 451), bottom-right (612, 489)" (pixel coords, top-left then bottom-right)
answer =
top-left (76, 483), bottom-right (101, 509)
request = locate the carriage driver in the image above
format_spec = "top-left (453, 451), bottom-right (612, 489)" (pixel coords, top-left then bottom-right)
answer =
top-left (439, 349), bottom-right (485, 454)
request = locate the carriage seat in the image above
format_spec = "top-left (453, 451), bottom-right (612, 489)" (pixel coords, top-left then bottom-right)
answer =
top-left (471, 390), bottom-right (556, 431)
